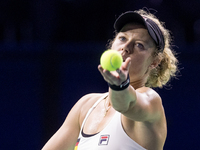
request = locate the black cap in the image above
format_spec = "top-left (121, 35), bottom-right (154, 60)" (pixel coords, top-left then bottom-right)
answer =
top-left (114, 11), bottom-right (165, 52)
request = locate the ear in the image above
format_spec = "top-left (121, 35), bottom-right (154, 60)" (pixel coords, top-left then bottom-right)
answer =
top-left (149, 56), bottom-right (161, 69)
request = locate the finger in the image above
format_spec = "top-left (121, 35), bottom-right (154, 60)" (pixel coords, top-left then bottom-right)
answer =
top-left (98, 65), bottom-right (115, 84)
top-left (98, 65), bottom-right (104, 73)
top-left (122, 57), bottom-right (131, 70)
top-left (98, 65), bottom-right (109, 79)
top-left (116, 69), bottom-right (121, 74)
top-left (98, 65), bottom-right (118, 78)
top-left (98, 65), bottom-right (123, 85)
top-left (116, 58), bottom-right (131, 82)
top-left (116, 68), bottom-right (126, 80)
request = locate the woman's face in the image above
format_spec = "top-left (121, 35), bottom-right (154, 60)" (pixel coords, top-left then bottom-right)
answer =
top-left (111, 23), bottom-right (157, 82)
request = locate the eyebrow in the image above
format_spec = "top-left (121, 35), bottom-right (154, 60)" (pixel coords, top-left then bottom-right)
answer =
top-left (118, 32), bottom-right (128, 36)
top-left (117, 32), bottom-right (149, 45)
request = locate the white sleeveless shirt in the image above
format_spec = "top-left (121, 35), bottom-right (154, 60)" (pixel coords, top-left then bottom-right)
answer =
top-left (74, 94), bottom-right (146, 150)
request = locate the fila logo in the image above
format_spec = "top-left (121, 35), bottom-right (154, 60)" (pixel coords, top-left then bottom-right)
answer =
top-left (98, 135), bottom-right (110, 146)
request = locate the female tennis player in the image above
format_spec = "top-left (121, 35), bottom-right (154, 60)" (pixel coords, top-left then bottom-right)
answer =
top-left (42, 9), bottom-right (178, 150)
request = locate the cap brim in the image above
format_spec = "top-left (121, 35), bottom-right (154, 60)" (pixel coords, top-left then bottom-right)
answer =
top-left (114, 11), bottom-right (147, 32)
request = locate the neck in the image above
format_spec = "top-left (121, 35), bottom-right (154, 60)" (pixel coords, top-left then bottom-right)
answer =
top-left (129, 73), bottom-right (149, 89)
top-left (130, 78), bottom-right (146, 89)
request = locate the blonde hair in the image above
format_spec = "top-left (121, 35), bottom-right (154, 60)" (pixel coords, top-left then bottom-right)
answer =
top-left (108, 9), bottom-right (179, 88)
top-left (135, 9), bottom-right (178, 88)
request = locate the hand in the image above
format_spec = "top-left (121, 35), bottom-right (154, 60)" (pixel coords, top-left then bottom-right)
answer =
top-left (98, 57), bottom-right (131, 86)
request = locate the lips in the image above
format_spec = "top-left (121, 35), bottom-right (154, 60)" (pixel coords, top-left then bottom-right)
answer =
top-left (122, 57), bottom-right (126, 62)
top-left (121, 54), bottom-right (127, 62)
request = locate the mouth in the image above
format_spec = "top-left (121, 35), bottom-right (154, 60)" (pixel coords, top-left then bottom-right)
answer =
top-left (121, 54), bottom-right (127, 62)
top-left (122, 57), bottom-right (126, 62)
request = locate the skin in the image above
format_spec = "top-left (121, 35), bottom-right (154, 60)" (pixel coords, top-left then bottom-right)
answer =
top-left (42, 23), bottom-right (167, 150)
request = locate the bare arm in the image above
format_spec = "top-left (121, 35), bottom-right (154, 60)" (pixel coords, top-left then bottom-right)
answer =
top-left (42, 95), bottom-right (91, 150)
top-left (98, 58), bottom-right (163, 122)
top-left (109, 86), bottom-right (162, 122)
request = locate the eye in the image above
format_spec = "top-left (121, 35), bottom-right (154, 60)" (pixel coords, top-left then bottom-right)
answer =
top-left (136, 43), bottom-right (145, 50)
top-left (118, 36), bottom-right (126, 42)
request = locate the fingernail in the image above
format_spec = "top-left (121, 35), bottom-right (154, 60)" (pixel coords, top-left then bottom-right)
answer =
top-left (116, 69), bottom-right (121, 73)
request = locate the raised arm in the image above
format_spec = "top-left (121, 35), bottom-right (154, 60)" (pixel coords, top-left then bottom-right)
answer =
top-left (98, 58), bottom-right (163, 122)
top-left (109, 85), bottom-right (162, 122)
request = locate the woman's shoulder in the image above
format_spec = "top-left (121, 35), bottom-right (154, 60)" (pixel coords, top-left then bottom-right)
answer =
top-left (79, 92), bottom-right (108, 104)
top-left (136, 87), bottom-right (162, 108)
top-left (136, 87), bottom-right (161, 98)
top-left (71, 92), bottom-right (107, 114)
top-left (75, 92), bottom-right (108, 123)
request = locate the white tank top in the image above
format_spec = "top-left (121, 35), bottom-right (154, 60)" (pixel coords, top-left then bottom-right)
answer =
top-left (74, 94), bottom-right (146, 150)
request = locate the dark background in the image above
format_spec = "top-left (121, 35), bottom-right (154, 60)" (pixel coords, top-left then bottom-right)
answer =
top-left (0, 0), bottom-right (199, 149)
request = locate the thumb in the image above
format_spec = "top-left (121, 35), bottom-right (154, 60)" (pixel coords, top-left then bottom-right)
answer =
top-left (122, 57), bottom-right (131, 71)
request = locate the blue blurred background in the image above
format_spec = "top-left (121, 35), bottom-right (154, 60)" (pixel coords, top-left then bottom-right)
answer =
top-left (0, 0), bottom-right (200, 149)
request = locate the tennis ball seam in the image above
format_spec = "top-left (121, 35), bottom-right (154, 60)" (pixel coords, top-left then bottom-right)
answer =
top-left (110, 54), bottom-right (118, 69)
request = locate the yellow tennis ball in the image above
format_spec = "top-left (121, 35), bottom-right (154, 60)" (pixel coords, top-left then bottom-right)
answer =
top-left (100, 49), bottom-right (123, 71)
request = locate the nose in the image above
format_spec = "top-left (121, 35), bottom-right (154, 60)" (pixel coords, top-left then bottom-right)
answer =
top-left (121, 48), bottom-right (129, 54)
top-left (124, 39), bottom-right (134, 53)
top-left (119, 46), bottom-right (130, 62)
top-left (120, 42), bottom-right (132, 54)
